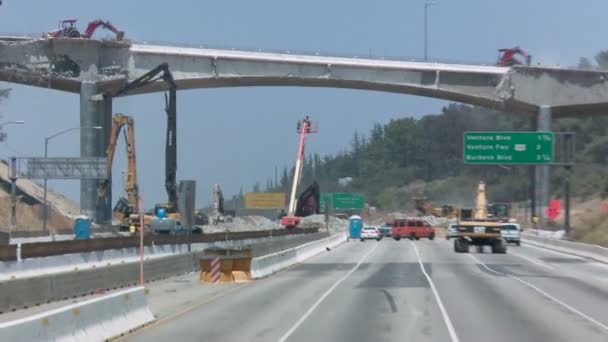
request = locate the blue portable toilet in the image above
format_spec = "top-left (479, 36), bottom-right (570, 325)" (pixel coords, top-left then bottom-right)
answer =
top-left (349, 215), bottom-right (362, 239)
top-left (74, 215), bottom-right (91, 240)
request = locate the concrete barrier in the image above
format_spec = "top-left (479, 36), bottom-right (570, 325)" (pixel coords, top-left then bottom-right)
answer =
top-left (0, 286), bottom-right (154, 342)
top-left (0, 232), bottom-right (326, 281)
top-left (251, 232), bottom-right (347, 279)
top-left (522, 233), bottom-right (608, 263)
top-left (0, 232), bottom-right (327, 313)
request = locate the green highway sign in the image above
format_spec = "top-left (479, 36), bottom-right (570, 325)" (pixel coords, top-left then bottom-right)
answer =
top-left (319, 193), bottom-right (333, 210)
top-left (319, 192), bottom-right (365, 211)
top-left (463, 132), bottom-right (554, 164)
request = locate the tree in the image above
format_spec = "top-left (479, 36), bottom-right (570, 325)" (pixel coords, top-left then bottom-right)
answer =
top-left (595, 50), bottom-right (608, 70)
top-left (0, 88), bottom-right (10, 142)
top-left (578, 57), bottom-right (593, 69)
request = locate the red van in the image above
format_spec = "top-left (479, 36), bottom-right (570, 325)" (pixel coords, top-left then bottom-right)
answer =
top-left (391, 218), bottom-right (436, 241)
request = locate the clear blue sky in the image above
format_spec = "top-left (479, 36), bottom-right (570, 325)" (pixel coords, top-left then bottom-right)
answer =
top-left (0, 0), bottom-right (606, 208)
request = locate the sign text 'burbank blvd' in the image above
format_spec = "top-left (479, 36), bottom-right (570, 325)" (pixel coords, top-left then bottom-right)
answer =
top-left (463, 132), bottom-right (554, 164)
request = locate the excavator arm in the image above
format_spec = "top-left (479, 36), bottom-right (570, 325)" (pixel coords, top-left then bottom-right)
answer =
top-left (109, 63), bottom-right (178, 212)
top-left (82, 19), bottom-right (124, 40)
top-left (98, 114), bottom-right (139, 214)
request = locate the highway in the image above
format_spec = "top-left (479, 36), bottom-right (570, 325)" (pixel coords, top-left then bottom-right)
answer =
top-left (124, 238), bottom-right (608, 342)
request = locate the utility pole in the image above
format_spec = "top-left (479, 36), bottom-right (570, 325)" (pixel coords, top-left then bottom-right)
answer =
top-left (424, 1), bottom-right (437, 61)
top-left (564, 166), bottom-right (571, 240)
top-left (10, 156), bottom-right (17, 232)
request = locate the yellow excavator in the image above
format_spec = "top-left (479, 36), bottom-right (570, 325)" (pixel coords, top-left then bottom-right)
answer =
top-left (97, 114), bottom-right (151, 230)
top-left (413, 197), bottom-right (457, 218)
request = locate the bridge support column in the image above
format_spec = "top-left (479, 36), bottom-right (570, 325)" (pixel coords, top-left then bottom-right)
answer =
top-left (535, 105), bottom-right (552, 223)
top-left (80, 81), bottom-right (112, 224)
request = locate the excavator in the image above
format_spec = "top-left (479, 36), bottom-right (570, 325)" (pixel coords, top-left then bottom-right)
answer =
top-left (497, 46), bottom-right (531, 67)
top-left (47, 19), bottom-right (124, 40)
top-left (109, 62), bottom-right (179, 220)
top-left (453, 181), bottom-right (507, 254)
top-left (281, 117), bottom-right (319, 228)
top-left (97, 114), bottom-right (147, 230)
top-left (413, 197), bottom-right (457, 218)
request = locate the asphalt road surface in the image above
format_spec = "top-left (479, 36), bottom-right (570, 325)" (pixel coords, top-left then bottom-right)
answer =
top-left (124, 238), bottom-right (608, 342)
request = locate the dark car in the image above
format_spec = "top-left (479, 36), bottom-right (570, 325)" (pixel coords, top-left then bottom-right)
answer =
top-left (379, 223), bottom-right (392, 237)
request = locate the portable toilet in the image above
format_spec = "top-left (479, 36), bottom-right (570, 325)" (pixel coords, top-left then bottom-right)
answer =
top-left (74, 215), bottom-right (91, 240)
top-left (348, 215), bottom-right (362, 239)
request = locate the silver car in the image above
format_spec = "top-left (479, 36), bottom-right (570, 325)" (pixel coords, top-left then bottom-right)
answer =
top-left (446, 223), bottom-right (459, 240)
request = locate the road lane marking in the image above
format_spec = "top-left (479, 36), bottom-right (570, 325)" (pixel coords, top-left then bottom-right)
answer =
top-left (277, 243), bottom-right (378, 342)
top-left (113, 284), bottom-right (249, 341)
top-left (523, 243), bottom-right (586, 261)
top-left (411, 241), bottom-right (460, 342)
top-left (468, 254), bottom-right (608, 332)
top-left (508, 251), bottom-right (554, 269)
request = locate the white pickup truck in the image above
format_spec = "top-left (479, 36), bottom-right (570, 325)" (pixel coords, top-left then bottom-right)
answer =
top-left (500, 223), bottom-right (521, 246)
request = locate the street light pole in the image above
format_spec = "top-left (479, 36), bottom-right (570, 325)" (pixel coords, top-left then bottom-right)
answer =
top-left (0, 121), bottom-right (25, 234)
top-left (424, 1), bottom-right (437, 61)
top-left (43, 126), bottom-right (102, 233)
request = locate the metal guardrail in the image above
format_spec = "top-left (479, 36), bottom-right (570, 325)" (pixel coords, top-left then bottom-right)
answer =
top-left (0, 228), bottom-right (318, 262)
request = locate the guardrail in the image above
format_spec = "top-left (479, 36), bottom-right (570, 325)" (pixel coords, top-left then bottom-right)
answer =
top-left (522, 233), bottom-right (608, 263)
top-left (0, 228), bottom-right (318, 262)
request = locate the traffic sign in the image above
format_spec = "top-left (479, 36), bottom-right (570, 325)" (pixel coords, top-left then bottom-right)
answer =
top-left (463, 132), bottom-right (554, 164)
top-left (319, 192), bottom-right (365, 211)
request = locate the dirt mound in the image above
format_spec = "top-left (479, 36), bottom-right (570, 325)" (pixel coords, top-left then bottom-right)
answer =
top-left (0, 160), bottom-right (79, 233)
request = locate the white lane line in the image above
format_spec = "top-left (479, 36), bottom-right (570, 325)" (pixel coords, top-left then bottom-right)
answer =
top-left (468, 254), bottom-right (608, 332)
top-left (509, 251), bottom-right (554, 269)
top-left (410, 241), bottom-right (460, 342)
top-left (523, 243), bottom-right (586, 261)
top-left (277, 242), bottom-right (379, 342)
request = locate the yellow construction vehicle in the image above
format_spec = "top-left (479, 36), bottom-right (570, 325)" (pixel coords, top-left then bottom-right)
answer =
top-left (413, 197), bottom-right (457, 218)
top-left (453, 181), bottom-right (506, 254)
top-left (98, 114), bottom-right (151, 231)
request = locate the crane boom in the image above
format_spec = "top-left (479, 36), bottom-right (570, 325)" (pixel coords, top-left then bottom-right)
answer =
top-left (281, 118), bottom-right (316, 228)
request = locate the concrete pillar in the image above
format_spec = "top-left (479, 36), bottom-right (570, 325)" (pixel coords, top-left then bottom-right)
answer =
top-left (535, 105), bottom-right (552, 221)
top-left (97, 96), bottom-right (112, 223)
top-left (80, 82), bottom-right (112, 223)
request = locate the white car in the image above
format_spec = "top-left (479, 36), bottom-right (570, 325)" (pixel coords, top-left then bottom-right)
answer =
top-left (446, 223), bottom-right (459, 240)
top-left (360, 226), bottom-right (381, 241)
top-left (501, 223), bottom-right (521, 246)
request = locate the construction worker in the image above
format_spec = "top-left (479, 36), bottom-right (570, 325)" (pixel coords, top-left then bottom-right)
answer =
top-left (303, 116), bottom-right (311, 132)
top-left (129, 224), bottom-right (136, 235)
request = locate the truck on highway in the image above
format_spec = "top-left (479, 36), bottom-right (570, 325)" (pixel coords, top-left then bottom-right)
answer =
top-left (453, 182), bottom-right (507, 254)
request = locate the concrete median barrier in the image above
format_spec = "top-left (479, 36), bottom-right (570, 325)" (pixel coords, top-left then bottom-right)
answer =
top-left (251, 232), bottom-right (347, 279)
top-left (0, 286), bottom-right (154, 342)
top-left (0, 232), bottom-right (328, 313)
top-left (522, 234), bottom-right (608, 263)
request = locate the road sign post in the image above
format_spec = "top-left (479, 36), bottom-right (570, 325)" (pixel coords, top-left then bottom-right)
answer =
top-left (463, 132), bottom-right (554, 165)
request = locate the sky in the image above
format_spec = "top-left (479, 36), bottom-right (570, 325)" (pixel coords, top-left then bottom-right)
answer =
top-left (0, 0), bottom-right (607, 208)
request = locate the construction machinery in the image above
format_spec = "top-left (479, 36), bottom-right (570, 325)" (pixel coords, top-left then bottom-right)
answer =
top-left (47, 19), bottom-right (124, 40)
top-left (109, 63), bottom-right (179, 218)
top-left (97, 114), bottom-right (151, 230)
top-left (281, 117), bottom-right (317, 228)
top-left (413, 197), bottom-right (457, 218)
top-left (453, 181), bottom-right (507, 254)
top-left (497, 47), bottom-right (531, 67)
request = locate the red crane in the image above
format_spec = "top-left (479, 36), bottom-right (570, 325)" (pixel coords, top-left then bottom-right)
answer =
top-left (281, 117), bottom-right (317, 228)
top-left (497, 47), bottom-right (531, 67)
top-left (47, 19), bottom-right (124, 40)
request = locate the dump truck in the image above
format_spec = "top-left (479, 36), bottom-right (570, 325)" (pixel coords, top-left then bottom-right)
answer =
top-left (453, 181), bottom-right (507, 254)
